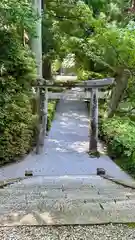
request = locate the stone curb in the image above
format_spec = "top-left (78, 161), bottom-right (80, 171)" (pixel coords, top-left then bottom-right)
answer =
top-left (101, 174), bottom-right (135, 190)
top-left (0, 177), bottom-right (27, 188)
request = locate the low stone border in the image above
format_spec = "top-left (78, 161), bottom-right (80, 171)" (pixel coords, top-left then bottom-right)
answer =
top-left (0, 177), bottom-right (29, 189)
top-left (101, 174), bottom-right (135, 190)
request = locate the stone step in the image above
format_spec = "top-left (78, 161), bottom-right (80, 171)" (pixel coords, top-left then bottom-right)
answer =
top-left (5, 175), bottom-right (132, 190)
top-left (1, 188), bottom-right (134, 202)
top-left (0, 199), bottom-right (135, 225)
top-left (0, 175), bottom-right (135, 225)
top-left (3, 175), bottom-right (133, 199)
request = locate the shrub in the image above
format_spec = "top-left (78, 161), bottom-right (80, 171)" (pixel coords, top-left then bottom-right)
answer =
top-left (77, 68), bottom-right (104, 81)
top-left (0, 1), bottom-right (38, 165)
top-left (0, 34), bottom-right (37, 165)
top-left (47, 100), bottom-right (57, 131)
top-left (0, 82), bottom-right (37, 164)
top-left (99, 116), bottom-right (135, 176)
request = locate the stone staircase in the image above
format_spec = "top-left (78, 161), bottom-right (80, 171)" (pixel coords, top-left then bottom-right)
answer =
top-left (0, 175), bottom-right (135, 226)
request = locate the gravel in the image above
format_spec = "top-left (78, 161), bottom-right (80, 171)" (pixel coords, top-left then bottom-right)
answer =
top-left (0, 224), bottom-right (135, 240)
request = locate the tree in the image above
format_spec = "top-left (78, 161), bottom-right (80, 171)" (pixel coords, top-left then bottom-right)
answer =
top-left (41, 0), bottom-right (135, 118)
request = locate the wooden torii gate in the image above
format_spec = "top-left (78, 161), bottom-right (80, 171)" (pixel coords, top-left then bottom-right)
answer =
top-left (35, 78), bottom-right (114, 154)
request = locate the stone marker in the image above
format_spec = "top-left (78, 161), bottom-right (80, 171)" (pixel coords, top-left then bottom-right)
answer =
top-left (25, 170), bottom-right (33, 177)
top-left (97, 168), bottom-right (106, 176)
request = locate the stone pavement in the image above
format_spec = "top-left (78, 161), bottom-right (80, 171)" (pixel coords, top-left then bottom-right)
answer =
top-left (0, 175), bottom-right (135, 226)
top-left (0, 98), bottom-right (132, 181)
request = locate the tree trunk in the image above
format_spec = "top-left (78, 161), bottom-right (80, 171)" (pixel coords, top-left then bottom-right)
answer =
top-left (107, 69), bottom-right (130, 118)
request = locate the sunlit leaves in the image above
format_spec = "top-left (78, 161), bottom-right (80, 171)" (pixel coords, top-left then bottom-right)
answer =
top-left (42, 0), bottom-right (135, 76)
top-left (0, 0), bottom-right (36, 35)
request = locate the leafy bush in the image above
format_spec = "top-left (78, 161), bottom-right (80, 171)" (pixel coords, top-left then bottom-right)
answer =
top-left (0, 32), bottom-right (37, 165)
top-left (0, 1), bottom-right (39, 165)
top-left (0, 77), bottom-right (37, 165)
top-left (77, 69), bottom-right (104, 81)
top-left (99, 116), bottom-right (135, 176)
top-left (47, 101), bottom-right (57, 131)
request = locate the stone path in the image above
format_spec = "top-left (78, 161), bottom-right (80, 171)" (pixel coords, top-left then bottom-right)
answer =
top-left (0, 97), bottom-right (131, 180)
top-left (1, 175), bottom-right (135, 226)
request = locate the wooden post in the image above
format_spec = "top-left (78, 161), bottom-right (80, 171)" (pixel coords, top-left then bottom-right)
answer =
top-left (44, 87), bottom-right (48, 137)
top-left (89, 88), bottom-right (98, 154)
top-left (40, 87), bottom-right (48, 145)
top-left (35, 86), bottom-right (42, 154)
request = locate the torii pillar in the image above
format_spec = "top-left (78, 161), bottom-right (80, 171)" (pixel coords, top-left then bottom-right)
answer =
top-left (85, 78), bottom-right (114, 154)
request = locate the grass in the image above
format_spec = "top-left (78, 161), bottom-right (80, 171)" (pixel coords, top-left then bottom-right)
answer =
top-left (126, 223), bottom-right (135, 228)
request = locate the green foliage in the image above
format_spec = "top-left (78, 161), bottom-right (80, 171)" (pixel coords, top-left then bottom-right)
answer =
top-left (99, 116), bottom-right (135, 176)
top-left (0, 48), bottom-right (37, 164)
top-left (43, 0), bottom-right (94, 62)
top-left (52, 59), bottom-right (61, 73)
top-left (0, 0), bottom-right (37, 164)
top-left (0, 0), bottom-right (37, 38)
top-left (47, 101), bottom-right (57, 131)
top-left (92, 25), bottom-right (135, 72)
top-left (77, 68), bottom-right (104, 80)
top-left (43, 0), bottom-right (135, 76)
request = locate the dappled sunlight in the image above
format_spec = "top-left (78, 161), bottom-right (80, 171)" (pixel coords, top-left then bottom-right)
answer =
top-left (48, 101), bottom-right (89, 154)
top-left (98, 141), bottom-right (107, 155)
top-left (60, 120), bottom-right (73, 128)
top-left (59, 112), bottom-right (89, 130)
top-left (61, 111), bottom-right (89, 122)
top-left (79, 124), bottom-right (88, 128)
top-left (48, 137), bottom-right (89, 154)
top-left (49, 139), bottom-right (60, 144)
top-left (59, 121), bottom-right (88, 130)
top-left (0, 211), bottom-right (55, 225)
top-left (57, 130), bottom-right (88, 135)
top-left (39, 212), bottom-right (55, 224)
top-left (48, 139), bottom-right (69, 152)
top-left (70, 141), bottom-right (89, 153)
top-left (55, 147), bottom-right (68, 152)
top-left (59, 116), bottom-right (70, 122)
top-left (0, 212), bottom-right (24, 226)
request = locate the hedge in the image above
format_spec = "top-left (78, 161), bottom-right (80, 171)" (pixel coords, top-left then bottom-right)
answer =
top-left (0, 47), bottom-right (37, 165)
top-left (47, 100), bottom-right (57, 131)
top-left (99, 115), bottom-right (135, 176)
top-left (0, 99), bottom-right (57, 166)
top-left (0, 30), bottom-right (38, 165)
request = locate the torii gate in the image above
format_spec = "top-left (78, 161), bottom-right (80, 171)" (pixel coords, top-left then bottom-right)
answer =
top-left (35, 78), bottom-right (114, 154)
